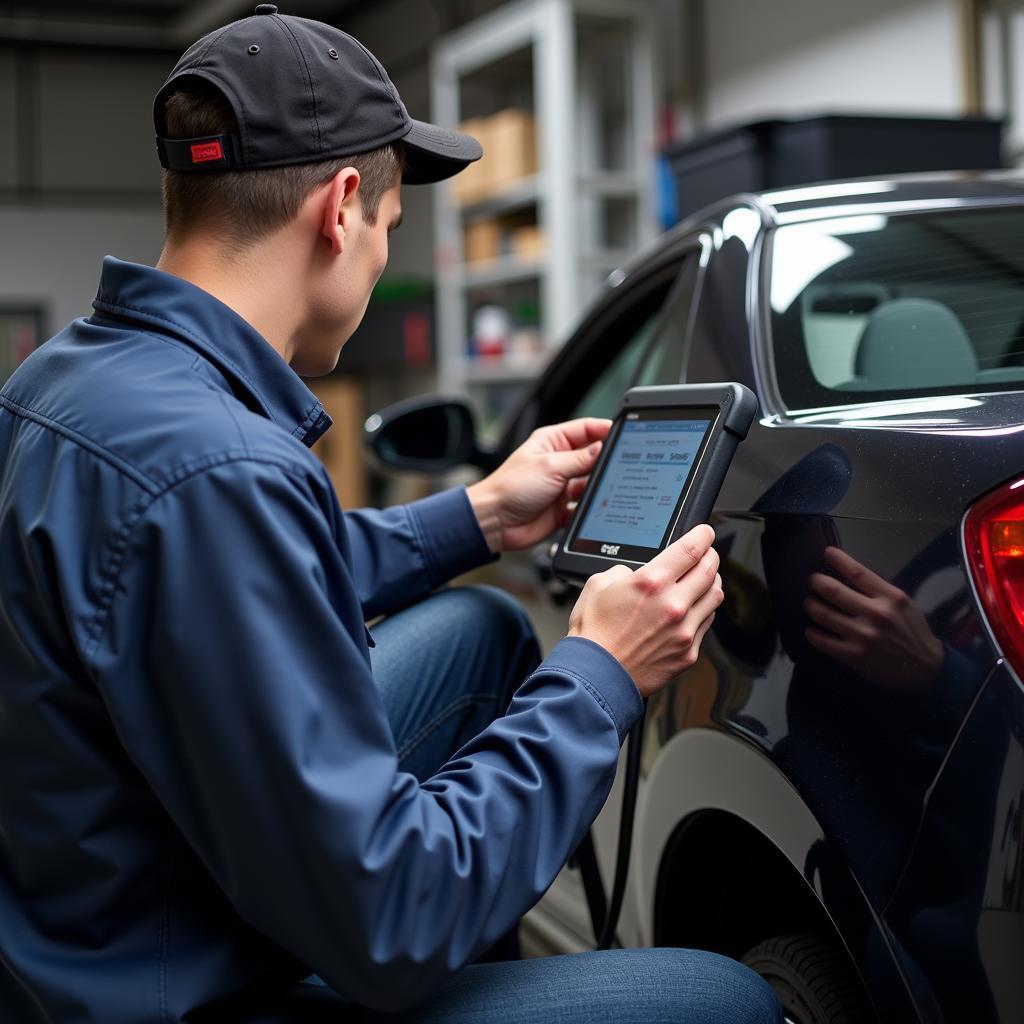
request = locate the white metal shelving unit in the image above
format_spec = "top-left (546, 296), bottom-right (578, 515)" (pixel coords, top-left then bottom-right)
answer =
top-left (431, 0), bottom-right (658, 426)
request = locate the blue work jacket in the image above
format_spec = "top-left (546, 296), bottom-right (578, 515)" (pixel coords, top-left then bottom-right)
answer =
top-left (0, 258), bottom-right (642, 1023)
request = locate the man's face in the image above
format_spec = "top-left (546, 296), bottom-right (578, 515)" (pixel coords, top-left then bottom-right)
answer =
top-left (296, 177), bottom-right (403, 376)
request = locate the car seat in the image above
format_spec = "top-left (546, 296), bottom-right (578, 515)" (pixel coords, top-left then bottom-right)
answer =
top-left (844, 297), bottom-right (977, 391)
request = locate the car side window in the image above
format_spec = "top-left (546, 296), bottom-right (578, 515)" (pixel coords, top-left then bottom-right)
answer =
top-left (570, 254), bottom-right (700, 420)
top-left (633, 256), bottom-right (699, 389)
top-left (572, 314), bottom-right (660, 419)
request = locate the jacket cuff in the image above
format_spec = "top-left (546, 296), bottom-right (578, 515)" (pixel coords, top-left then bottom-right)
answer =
top-left (406, 488), bottom-right (497, 587)
top-left (542, 636), bottom-right (644, 744)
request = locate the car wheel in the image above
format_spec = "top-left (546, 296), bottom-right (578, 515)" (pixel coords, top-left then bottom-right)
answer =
top-left (741, 932), bottom-right (873, 1024)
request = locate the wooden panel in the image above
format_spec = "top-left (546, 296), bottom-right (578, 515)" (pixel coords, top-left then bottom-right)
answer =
top-left (309, 377), bottom-right (367, 510)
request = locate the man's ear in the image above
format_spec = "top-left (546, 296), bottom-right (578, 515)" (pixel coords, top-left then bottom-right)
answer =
top-left (320, 167), bottom-right (361, 255)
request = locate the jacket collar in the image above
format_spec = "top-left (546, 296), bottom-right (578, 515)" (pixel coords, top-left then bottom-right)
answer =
top-left (92, 256), bottom-right (332, 447)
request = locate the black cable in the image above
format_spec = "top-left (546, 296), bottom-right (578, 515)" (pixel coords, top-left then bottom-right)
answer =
top-left (595, 700), bottom-right (647, 950)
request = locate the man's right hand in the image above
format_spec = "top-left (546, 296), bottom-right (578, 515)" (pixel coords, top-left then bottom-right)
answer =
top-left (567, 524), bottom-right (723, 698)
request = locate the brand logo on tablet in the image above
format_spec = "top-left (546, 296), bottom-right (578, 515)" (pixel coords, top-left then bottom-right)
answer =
top-left (600, 544), bottom-right (621, 555)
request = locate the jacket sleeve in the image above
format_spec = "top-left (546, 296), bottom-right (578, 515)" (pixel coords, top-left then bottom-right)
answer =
top-left (90, 459), bottom-right (642, 1012)
top-left (344, 489), bottom-right (496, 620)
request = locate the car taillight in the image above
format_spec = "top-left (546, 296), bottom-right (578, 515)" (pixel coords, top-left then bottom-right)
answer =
top-left (965, 477), bottom-right (1024, 679)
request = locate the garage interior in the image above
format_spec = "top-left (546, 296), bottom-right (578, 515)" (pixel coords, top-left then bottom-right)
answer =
top-left (4, 2), bottom-right (1023, 515)
top-left (4, 3), bottom-right (1024, 1021)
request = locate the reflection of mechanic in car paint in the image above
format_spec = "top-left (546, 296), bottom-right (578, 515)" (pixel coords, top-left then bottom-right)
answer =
top-left (753, 443), bottom-right (1006, 1016)
top-left (801, 546), bottom-right (1006, 1021)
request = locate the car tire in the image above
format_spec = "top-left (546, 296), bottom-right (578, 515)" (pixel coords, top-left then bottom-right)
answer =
top-left (741, 931), bottom-right (873, 1024)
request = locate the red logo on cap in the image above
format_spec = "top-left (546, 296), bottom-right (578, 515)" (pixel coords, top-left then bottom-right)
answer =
top-left (190, 141), bottom-right (224, 164)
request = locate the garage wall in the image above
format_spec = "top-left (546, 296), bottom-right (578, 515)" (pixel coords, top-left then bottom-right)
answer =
top-left (0, 45), bottom-right (167, 334)
top-left (0, 0), bottom-right (1006, 343)
top-left (700, 0), bottom-right (963, 128)
top-left (0, 206), bottom-right (166, 333)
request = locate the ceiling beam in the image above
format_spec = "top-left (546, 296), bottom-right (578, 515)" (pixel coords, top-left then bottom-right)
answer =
top-left (0, 14), bottom-right (171, 50)
top-left (170, 0), bottom-right (251, 43)
top-left (0, 0), bottom-right (436, 54)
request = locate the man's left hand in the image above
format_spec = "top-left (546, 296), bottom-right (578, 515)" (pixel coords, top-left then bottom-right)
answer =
top-left (466, 418), bottom-right (612, 554)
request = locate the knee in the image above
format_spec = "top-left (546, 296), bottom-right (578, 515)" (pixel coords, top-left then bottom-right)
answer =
top-left (689, 952), bottom-right (781, 1024)
top-left (446, 585), bottom-right (536, 649)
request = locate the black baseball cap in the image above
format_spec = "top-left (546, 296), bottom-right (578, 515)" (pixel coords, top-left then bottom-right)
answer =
top-left (154, 3), bottom-right (481, 184)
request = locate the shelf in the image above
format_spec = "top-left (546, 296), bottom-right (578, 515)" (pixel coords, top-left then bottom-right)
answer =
top-left (577, 172), bottom-right (645, 197)
top-left (460, 255), bottom-right (546, 288)
top-left (432, 0), bottom-right (657, 405)
top-left (581, 249), bottom-right (633, 272)
top-left (458, 175), bottom-right (541, 219)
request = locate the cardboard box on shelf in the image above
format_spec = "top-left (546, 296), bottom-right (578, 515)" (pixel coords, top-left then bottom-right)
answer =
top-left (451, 110), bottom-right (537, 205)
top-left (464, 218), bottom-right (503, 264)
top-left (511, 224), bottom-right (545, 260)
top-left (450, 118), bottom-right (491, 205)
top-left (486, 109), bottom-right (537, 193)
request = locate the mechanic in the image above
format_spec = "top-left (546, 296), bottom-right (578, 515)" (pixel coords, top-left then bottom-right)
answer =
top-left (0, 7), bottom-right (781, 1023)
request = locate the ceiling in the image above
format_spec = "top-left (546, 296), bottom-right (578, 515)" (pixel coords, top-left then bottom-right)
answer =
top-left (0, 0), bottom-right (375, 50)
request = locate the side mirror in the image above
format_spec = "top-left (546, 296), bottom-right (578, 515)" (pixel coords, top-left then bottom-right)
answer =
top-left (363, 396), bottom-right (498, 473)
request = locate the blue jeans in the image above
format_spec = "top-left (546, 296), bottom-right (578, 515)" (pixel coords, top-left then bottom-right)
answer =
top-left (304, 586), bottom-right (781, 1023)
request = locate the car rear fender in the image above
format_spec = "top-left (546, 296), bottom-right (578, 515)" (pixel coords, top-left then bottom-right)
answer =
top-left (630, 727), bottom-right (920, 1021)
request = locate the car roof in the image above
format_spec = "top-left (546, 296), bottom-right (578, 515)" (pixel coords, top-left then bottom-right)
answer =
top-left (756, 169), bottom-right (1024, 218)
top-left (603, 170), bottom-right (1024, 296)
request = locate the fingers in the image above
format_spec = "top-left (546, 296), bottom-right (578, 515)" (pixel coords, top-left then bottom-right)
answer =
top-left (805, 625), bottom-right (860, 661)
top-left (689, 610), bottom-right (717, 657)
top-left (542, 440), bottom-right (602, 482)
top-left (683, 572), bottom-right (724, 628)
top-left (539, 418), bottom-right (613, 451)
top-left (642, 524), bottom-right (715, 584)
top-left (566, 477), bottom-right (589, 503)
top-left (676, 607), bottom-right (718, 673)
top-left (807, 571), bottom-right (875, 617)
top-left (591, 563), bottom-right (633, 591)
top-left (823, 546), bottom-right (895, 599)
top-left (804, 594), bottom-right (861, 640)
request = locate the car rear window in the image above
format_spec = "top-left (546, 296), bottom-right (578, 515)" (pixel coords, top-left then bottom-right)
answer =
top-left (768, 206), bottom-right (1024, 409)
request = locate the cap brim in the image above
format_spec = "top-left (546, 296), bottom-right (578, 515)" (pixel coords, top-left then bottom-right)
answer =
top-left (401, 119), bottom-right (482, 184)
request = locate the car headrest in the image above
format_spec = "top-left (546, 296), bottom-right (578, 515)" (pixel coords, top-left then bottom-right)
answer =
top-left (854, 298), bottom-right (977, 389)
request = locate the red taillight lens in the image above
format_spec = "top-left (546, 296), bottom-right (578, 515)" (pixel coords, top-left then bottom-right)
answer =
top-left (965, 479), bottom-right (1024, 678)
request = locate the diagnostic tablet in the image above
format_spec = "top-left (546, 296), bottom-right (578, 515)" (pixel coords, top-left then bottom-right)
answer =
top-left (552, 383), bottom-right (757, 582)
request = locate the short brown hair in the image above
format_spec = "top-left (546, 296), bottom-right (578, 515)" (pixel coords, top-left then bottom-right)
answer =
top-left (161, 86), bottom-right (402, 246)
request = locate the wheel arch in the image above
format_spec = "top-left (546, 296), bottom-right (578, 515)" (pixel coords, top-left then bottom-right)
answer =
top-left (634, 729), bottom-right (875, 977)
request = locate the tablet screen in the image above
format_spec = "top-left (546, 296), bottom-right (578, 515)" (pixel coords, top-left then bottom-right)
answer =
top-left (568, 408), bottom-right (716, 562)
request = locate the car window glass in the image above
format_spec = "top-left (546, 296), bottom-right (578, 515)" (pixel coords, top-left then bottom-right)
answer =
top-left (770, 208), bottom-right (1024, 409)
top-left (633, 256), bottom-right (699, 388)
top-left (571, 255), bottom-right (699, 420)
top-left (572, 314), bottom-right (659, 419)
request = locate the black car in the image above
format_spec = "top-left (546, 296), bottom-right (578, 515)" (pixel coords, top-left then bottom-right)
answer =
top-left (368, 173), bottom-right (1024, 1023)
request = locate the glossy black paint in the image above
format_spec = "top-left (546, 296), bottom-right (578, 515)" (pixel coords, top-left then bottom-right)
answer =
top-left (495, 173), bottom-right (1024, 1022)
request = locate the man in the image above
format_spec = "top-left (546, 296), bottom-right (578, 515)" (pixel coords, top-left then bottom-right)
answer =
top-left (0, 6), bottom-right (780, 1023)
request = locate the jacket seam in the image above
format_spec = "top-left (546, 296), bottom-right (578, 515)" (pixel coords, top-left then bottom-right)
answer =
top-left (405, 503), bottom-right (440, 588)
top-left (0, 394), bottom-right (160, 493)
top-left (219, 392), bottom-right (252, 456)
top-left (538, 664), bottom-right (621, 735)
top-left (82, 454), bottom-right (319, 665)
